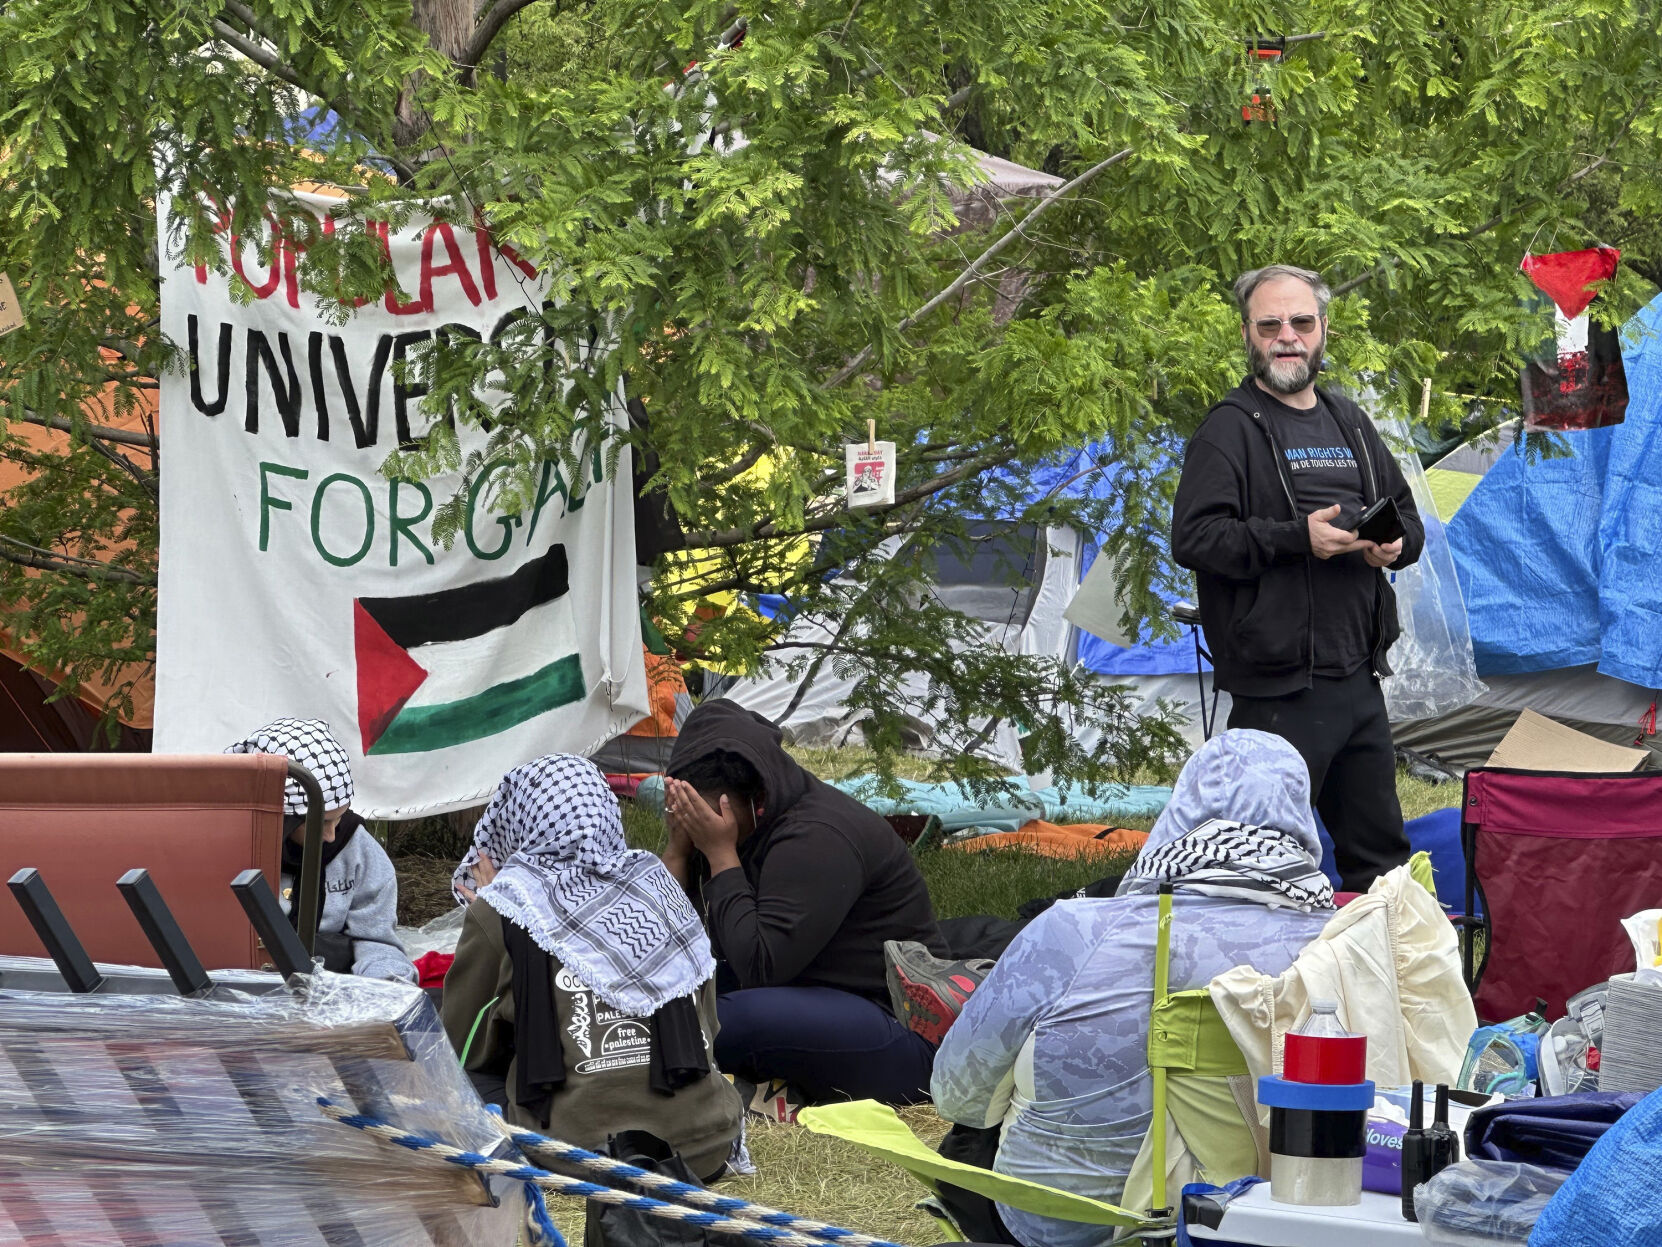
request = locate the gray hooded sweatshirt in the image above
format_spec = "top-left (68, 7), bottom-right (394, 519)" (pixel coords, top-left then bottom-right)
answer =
top-left (279, 825), bottom-right (415, 983)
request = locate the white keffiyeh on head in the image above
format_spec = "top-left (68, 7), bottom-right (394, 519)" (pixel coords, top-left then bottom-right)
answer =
top-left (1119, 728), bottom-right (1334, 911)
top-left (1119, 818), bottom-right (1335, 910)
top-left (453, 754), bottom-right (715, 1016)
top-left (226, 718), bottom-right (354, 815)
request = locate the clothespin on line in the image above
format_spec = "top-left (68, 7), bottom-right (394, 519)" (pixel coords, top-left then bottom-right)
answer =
top-left (1419, 377), bottom-right (1433, 425)
top-left (867, 420), bottom-right (876, 453)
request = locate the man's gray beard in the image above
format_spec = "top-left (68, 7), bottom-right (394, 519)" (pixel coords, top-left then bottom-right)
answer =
top-left (1250, 338), bottom-right (1324, 395)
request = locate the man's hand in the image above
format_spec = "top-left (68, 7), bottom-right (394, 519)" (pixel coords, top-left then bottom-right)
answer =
top-left (1307, 504), bottom-right (1366, 560)
top-left (664, 777), bottom-right (742, 876)
top-left (1363, 538), bottom-right (1404, 569)
top-left (457, 851), bottom-right (496, 902)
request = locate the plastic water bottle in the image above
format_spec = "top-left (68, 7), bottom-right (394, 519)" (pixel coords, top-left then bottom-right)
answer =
top-left (1295, 1000), bottom-right (1350, 1038)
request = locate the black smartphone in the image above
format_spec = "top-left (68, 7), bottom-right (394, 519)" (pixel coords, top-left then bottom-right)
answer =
top-left (1355, 495), bottom-right (1405, 544)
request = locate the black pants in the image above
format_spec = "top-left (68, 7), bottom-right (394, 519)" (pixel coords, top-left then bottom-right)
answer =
top-left (1227, 666), bottom-right (1410, 893)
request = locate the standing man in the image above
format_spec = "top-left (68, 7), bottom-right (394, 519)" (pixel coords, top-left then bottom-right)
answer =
top-left (1170, 265), bottom-right (1424, 892)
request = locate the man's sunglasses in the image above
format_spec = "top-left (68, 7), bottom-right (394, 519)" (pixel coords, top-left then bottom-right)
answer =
top-left (1249, 314), bottom-right (1322, 339)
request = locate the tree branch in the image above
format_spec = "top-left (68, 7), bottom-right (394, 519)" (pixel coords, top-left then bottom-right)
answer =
top-left (822, 147), bottom-right (1133, 388)
top-left (16, 411), bottom-right (159, 449)
top-left (82, 437), bottom-right (159, 502)
top-left (462, 0), bottom-right (548, 83)
top-left (0, 537), bottom-right (155, 585)
top-left (211, 19), bottom-right (314, 98)
top-left (702, 442), bottom-right (770, 486)
top-left (680, 444), bottom-right (1017, 548)
top-left (211, 11), bottom-right (419, 182)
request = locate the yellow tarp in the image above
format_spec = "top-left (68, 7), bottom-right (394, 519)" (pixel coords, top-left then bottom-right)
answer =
top-left (1424, 466), bottom-right (1481, 524)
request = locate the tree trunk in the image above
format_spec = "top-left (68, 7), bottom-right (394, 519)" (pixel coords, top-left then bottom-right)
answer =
top-left (394, 0), bottom-right (481, 150)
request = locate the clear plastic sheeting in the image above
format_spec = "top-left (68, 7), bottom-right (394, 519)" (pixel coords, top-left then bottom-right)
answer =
top-left (1412, 1160), bottom-right (1568, 1246)
top-left (0, 960), bottom-right (522, 1246)
top-left (1371, 409), bottom-right (1487, 723)
top-left (396, 905), bottom-right (467, 960)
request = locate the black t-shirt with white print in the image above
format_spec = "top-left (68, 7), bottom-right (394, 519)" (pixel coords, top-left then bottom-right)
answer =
top-left (1255, 386), bottom-right (1378, 678)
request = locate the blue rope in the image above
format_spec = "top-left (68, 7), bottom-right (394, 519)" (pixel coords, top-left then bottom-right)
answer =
top-left (523, 1185), bottom-right (566, 1247)
top-left (504, 1122), bottom-right (873, 1241)
top-left (317, 1098), bottom-right (905, 1247)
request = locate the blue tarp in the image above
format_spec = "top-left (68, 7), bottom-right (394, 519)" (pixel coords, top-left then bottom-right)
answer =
top-left (632, 773), bottom-right (1174, 829)
top-left (1012, 444), bottom-right (1200, 677)
top-left (1449, 296), bottom-right (1662, 688)
top-left (1530, 1087), bottom-right (1662, 1247)
top-left (1311, 805), bottom-right (1470, 910)
top-left (827, 776), bottom-right (1175, 830)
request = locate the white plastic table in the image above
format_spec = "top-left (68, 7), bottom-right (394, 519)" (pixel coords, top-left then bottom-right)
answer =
top-left (1184, 1185), bottom-right (1428, 1245)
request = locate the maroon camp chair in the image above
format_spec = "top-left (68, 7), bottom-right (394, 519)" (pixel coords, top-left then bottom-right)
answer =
top-left (1462, 767), bottom-right (1662, 1022)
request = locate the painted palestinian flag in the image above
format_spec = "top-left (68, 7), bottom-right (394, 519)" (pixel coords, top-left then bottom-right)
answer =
top-left (354, 546), bottom-right (585, 755)
top-left (1520, 246), bottom-right (1629, 432)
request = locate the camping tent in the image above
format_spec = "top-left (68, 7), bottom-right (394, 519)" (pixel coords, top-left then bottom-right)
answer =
top-left (1393, 294), bottom-right (1662, 765)
top-left (724, 521), bottom-right (1088, 771)
top-left (723, 444), bottom-right (1226, 766)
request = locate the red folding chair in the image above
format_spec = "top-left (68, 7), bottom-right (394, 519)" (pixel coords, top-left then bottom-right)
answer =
top-left (1462, 766), bottom-right (1662, 1022)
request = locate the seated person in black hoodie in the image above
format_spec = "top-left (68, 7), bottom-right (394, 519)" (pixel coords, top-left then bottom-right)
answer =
top-left (662, 699), bottom-right (948, 1108)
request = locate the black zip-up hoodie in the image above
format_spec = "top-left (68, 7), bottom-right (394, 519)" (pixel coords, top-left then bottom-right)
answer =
top-left (667, 699), bottom-right (947, 1008)
top-left (1170, 380), bottom-right (1425, 698)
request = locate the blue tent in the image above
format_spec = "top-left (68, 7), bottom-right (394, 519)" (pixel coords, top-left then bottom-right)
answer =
top-left (1442, 295), bottom-right (1662, 690)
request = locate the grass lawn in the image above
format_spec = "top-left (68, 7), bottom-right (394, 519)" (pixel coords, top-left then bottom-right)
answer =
top-left (393, 759), bottom-right (1463, 1244)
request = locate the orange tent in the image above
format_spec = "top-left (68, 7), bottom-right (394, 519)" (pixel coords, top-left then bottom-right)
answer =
top-left (0, 384), bottom-right (157, 739)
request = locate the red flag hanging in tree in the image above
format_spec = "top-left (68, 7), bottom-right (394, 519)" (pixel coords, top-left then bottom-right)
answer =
top-left (1519, 246), bottom-right (1628, 431)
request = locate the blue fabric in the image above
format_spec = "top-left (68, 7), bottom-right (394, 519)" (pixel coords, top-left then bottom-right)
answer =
top-left (1446, 295), bottom-right (1662, 688)
top-left (1315, 805), bottom-right (1472, 910)
top-left (1405, 806), bottom-right (1468, 912)
top-left (1312, 807), bottom-right (1341, 888)
top-left (1529, 1087), bottom-right (1662, 1246)
top-left (1465, 1091), bottom-right (1645, 1170)
top-left (827, 777), bottom-right (1174, 831)
top-left (634, 773), bottom-right (1172, 829)
top-left (1175, 1177), bottom-right (1264, 1247)
top-left (1073, 537), bottom-right (1207, 677)
top-left (1596, 300), bottom-right (1662, 689)
top-left (992, 442), bottom-right (1200, 678)
top-left (1447, 422), bottom-right (1613, 676)
top-left (713, 984), bottom-right (935, 1106)
top-left (1076, 619), bottom-right (1208, 677)
top-left (933, 734), bottom-right (1335, 1247)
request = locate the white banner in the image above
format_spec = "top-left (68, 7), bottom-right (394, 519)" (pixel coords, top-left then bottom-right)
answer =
top-left (153, 192), bottom-right (648, 817)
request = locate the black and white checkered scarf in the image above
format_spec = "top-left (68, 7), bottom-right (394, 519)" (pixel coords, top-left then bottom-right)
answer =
top-left (453, 754), bottom-right (715, 1016)
top-left (226, 717), bottom-right (354, 815)
top-left (1120, 817), bottom-right (1334, 910)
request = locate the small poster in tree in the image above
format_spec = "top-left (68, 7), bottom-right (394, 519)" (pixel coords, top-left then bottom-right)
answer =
top-left (0, 273), bottom-right (22, 338)
top-left (846, 434), bottom-right (896, 509)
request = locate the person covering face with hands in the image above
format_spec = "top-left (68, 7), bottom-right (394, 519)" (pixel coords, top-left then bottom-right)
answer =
top-left (1169, 264), bottom-right (1424, 893)
top-left (662, 699), bottom-right (948, 1110)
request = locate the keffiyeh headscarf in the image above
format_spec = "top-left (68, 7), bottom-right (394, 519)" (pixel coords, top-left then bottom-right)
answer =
top-left (227, 718), bottom-right (355, 815)
top-left (1118, 729), bottom-right (1334, 911)
top-left (453, 754), bottom-right (715, 1016)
